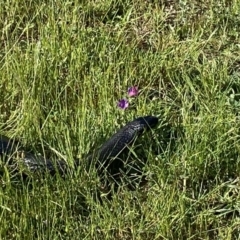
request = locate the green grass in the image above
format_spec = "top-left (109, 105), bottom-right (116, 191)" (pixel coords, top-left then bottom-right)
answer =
top-left (1, 0), bottom-right (240, 239)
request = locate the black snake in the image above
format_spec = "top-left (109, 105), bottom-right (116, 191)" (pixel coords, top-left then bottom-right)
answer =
top-left (0, 116), bottom-right (158, 180)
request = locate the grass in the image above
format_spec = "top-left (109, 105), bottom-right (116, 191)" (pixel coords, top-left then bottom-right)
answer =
top-left (1, 0), bottom-right (240, 239)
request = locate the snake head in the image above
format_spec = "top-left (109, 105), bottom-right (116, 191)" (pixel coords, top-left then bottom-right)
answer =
top-left (130, 116), bottom-right (159, 133)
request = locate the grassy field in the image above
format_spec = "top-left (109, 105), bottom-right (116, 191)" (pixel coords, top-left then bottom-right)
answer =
top-left (1, 0), bottom-right (240, 239)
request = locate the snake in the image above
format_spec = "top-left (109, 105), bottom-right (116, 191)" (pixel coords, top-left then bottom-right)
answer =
top-left (0, 116), bottom-right (158, 180)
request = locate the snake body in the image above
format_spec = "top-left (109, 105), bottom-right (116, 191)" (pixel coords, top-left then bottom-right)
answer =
top-left (0, 116), bottom-right (158, 178)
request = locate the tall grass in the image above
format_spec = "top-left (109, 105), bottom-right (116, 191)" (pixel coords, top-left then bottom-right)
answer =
top-left (1, 0), bottom-right (240, 239)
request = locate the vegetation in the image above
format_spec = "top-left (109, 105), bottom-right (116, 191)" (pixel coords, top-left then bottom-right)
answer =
top-left (1, 0), bottom-right (240, 239)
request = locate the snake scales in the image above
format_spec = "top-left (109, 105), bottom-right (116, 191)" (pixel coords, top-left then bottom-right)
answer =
top-left (0, 116), bottom-right (158, 180)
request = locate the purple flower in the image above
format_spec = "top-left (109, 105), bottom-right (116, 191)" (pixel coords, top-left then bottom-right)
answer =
top-left (128, 86), bottom-right (138, 97)
top-left (117, 98), bottom-right (129, 109)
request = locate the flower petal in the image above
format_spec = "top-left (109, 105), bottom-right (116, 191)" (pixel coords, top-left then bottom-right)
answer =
top-left (128, 86), bottom-right (138, 97)
top-left (117, 99), bottom-right (129, 109)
